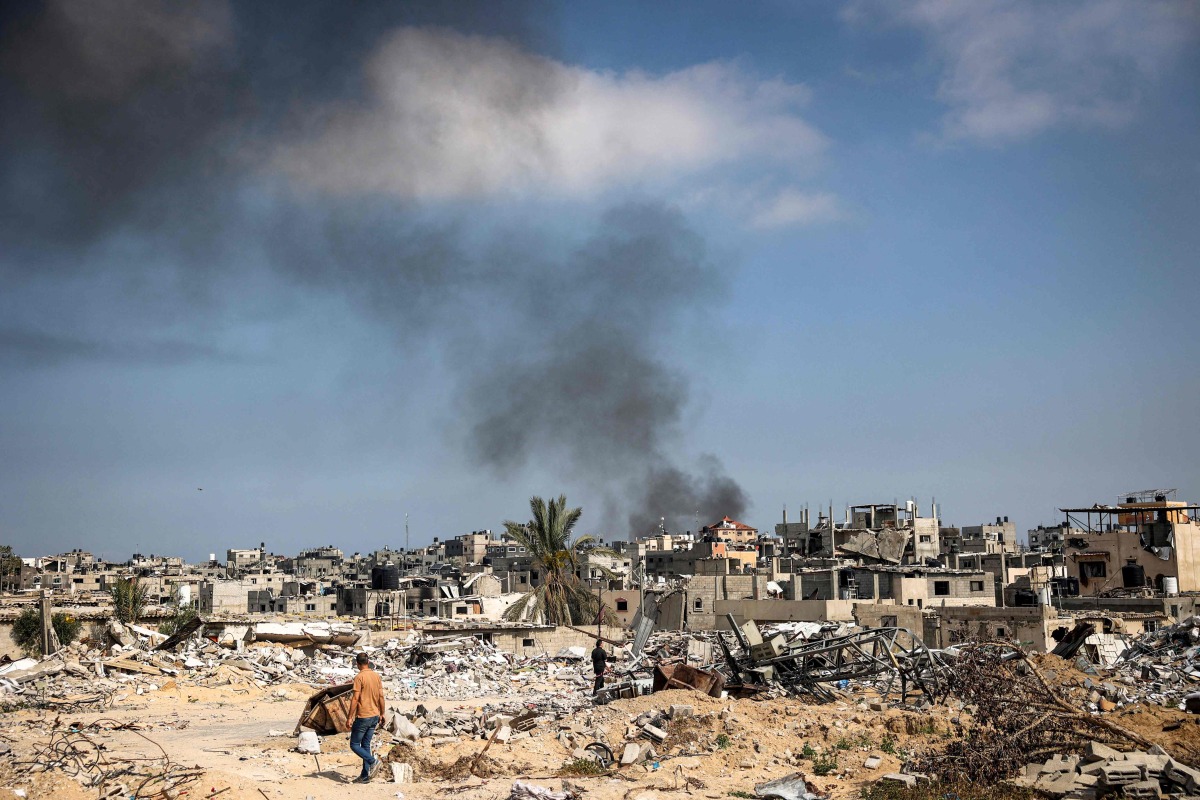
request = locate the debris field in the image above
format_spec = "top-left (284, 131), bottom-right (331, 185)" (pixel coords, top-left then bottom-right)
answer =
top-left (1, 618), bottom-right (1200, 799)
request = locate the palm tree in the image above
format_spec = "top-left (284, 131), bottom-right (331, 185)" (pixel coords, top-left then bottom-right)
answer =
top-left (110, 577), bottom-right (147, 624)
top-left (502, 495), bottom-right (618, 626)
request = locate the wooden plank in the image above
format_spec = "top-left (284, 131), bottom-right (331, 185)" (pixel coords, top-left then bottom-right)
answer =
top-left (104, 658), bottom-right (163, 675)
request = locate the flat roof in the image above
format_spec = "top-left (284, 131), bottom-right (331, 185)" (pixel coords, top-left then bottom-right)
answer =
top-left (1059, 505), bottom-right (1200, 513)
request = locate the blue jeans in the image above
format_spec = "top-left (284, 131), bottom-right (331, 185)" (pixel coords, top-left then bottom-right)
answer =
top-left (349, 716), bottom-right (379, 779)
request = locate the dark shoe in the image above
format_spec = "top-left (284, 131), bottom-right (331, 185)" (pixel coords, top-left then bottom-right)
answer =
top-left (369, 758), bottom-right (382, 779)
top-left (354, 776), bottom-right (370, 784)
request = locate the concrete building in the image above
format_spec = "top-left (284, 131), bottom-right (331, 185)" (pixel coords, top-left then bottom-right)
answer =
top-left (199, 580), bottom-right (251, 614)
top-left (700, 516), bottom-right (758, 546)
top-left (957, 516), bottom-right (1017, 555)
top-left (777, 501), bottom-right (941, 565)
top-left (1059, 491), bottom-right (1200, 596)
top-left (1027, 523), bottom-right (1085, 554)
top-left (226, 545), bottom-right (265, 577)
top-left (291, 547), bottom-right (343, 579)
top-left (446, 532), bottom-right (492, 565)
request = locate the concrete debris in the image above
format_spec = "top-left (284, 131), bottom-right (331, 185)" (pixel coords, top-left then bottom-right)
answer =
top-left (753, 772), bottom-right (829, 800)
top-left (1113, 615), bottom-right (1200, 708)
top-left (510, 781), bottom-right (579, 800)
top-left (1009, 745), bottom-right (1200, 798)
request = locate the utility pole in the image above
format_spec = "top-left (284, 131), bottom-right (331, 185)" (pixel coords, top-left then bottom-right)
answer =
top-left (40, 589), bottom-right (60, 656)
top-left (405, 513), bottom-right (410, 575)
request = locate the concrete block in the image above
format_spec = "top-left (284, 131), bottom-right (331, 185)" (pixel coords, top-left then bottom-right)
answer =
top-left (642, 724), bottom-right (668, 743)
top-left (1082, 742), bottom-right (1121, 763)
top-left (1041, 755), bottom-right (1079, 774)
top-left (1035, 771), bottom-right (1080, 796)
top-left (1123, 753), bottom-right (1168, 779)
top-left (1099, 763), bottom-right (1143, 786)
top-left (495, 726), bottom-right (512, 743)
top-left (1163, 758), bottom-right (1200, 792)
top-left (390, 763), bottom-right (413, 784)
top-left (1060, 789), bottom-right (1097, 800)
top-left (620, 743), bottom-right (642, 766)
top-left (1121, 779), bottom-right (1163, 799)
top-left (863, 756), bottom-right (882, 770)
top-left (879, 774), bottom-right (916, 788)
top-left (669, 705), bottom-right (694, 719)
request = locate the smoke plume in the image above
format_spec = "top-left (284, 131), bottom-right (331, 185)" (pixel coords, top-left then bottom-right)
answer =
top-left (0, 1), bottom-right (749, 538)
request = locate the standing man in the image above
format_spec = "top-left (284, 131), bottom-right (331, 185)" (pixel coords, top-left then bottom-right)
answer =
top-left (591, 639), bottom-right (607, 695)
top-left (347, 652), bottom-right (386, 783)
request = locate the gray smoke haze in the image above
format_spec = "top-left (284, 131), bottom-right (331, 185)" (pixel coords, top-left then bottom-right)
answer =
top-left (0, 0), bottom-right (748, 539)
top-left (464, 204), bottom-right (749, 536)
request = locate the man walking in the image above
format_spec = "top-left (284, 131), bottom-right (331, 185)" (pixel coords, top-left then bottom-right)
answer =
top-left (591, 639), bottom-right (607, 695)
top-left (347, 652), bottom-right (386, 783)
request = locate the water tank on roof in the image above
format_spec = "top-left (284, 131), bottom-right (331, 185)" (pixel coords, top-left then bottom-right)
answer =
top-left (375, 564), bottom-right (400, 590)
top-left (1164, 576), bottom-right (1179, 596)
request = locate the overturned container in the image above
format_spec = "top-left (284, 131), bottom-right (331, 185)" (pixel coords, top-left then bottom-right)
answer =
top-left (293, 683), bottom-right (355, 736)
top-left (652, 663), bottom-right (725, 698)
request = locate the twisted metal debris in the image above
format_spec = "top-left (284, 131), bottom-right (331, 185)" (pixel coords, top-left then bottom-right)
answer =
top-left (720, 619), bottom-right (950, 704)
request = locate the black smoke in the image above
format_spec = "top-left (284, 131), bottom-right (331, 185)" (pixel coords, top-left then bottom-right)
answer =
top-left (0, 0), bottom-right (749, 538)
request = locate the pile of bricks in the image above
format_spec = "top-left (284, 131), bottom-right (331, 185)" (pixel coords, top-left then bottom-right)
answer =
top-left (1009, 742), bottom-right (1200, 799)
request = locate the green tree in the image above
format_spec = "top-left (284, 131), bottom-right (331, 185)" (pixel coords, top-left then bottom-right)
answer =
top-left (110, 577), bottom-right (147, 624)
top-left (501, 495), bottom-right (618, 626)
top-left (10, 607), bottom-right (82, 656)
top-left (158, 586), bottom-right (199, 637)
top-left (0, 545), bottom-right (23, 593)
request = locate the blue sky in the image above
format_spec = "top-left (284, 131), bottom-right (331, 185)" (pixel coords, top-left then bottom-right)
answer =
top-left (1, 0), bottom-right (1197, 561)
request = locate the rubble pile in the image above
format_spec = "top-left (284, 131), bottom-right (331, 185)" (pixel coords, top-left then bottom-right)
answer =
top-left (1010, 742), bottom-right (1200, 799)
top-left (1116, 616), bottom-right (1200, 710)
top-left (0, 621), bottom-right (612, 710)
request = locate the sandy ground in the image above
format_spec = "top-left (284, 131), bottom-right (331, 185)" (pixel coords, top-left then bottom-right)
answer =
top-left (2, 663), bottom-right (1199, 800)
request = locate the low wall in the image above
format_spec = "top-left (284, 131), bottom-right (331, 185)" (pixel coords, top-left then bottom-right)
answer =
top-left (713, 599), bottom-right (858, 629)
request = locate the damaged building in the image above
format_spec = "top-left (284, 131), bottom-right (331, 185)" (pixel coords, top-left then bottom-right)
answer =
top-left (1060, 489), bottom-right (1200, 596)
top-left (774, 501), bottom-right (941, 565)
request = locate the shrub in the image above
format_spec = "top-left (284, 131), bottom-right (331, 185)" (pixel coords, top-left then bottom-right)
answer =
top-left (559, 758), bottom-right (607, 776)
top-left (859, 780), bottom-right (1037, 800)
top-left (811, 752), bottom-right (838, 776)
top-left (158, 604), bottom-right (198, 637)
top-left (715, 733), bottom-right (732, 749)
top-left (10, 608), bottom-right (82, 656)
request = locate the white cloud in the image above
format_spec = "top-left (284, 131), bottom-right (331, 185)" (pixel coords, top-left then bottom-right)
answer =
top-left (271, 28), bottom-right (828, 199)
top-left (748, 188), bottom-right (845, 229)
top-left (858, 0), bottom-right (1199, 143)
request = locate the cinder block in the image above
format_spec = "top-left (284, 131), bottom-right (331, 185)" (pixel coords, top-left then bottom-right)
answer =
top-left (1163, 758), bottom-right (1200, 792)
top-left (1083, 742), bottom-right (1121, 763)
top-left (1099, 763), bottom-right (1143, 786)
top-left (1121, 779), bottom-right (1163, 799)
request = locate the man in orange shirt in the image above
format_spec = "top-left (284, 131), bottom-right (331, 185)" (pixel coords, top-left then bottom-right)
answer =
top-left (347, 652), bottom-right (386, 783)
